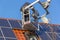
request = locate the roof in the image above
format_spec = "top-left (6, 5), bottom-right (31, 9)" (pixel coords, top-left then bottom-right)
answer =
top-left (0, 18), bottom-right (60, 40)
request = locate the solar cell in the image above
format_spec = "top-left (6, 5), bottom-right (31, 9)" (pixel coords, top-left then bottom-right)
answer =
top-left (0, 19), bottom-right (10, 27)
top-left (9, 20), bottom-right (21, 28)
top-left (1, 28), bottom-right (16, 38)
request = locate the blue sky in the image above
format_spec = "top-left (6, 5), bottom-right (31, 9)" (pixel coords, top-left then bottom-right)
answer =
top-left (0, 0), bottom-right (60, 24)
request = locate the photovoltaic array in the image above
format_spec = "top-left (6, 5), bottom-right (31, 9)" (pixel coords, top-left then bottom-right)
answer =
top-left (0, 18), bottom-right (60, 40)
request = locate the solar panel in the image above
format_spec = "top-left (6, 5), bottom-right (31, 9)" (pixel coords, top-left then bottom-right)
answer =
top-left (39, 23), bottom-right (60, 40)
top-left (9, 20), bottom-right (21, 28)
top-left (1, 28), bottom-right (16, 38)
top-left (0, 19), bottom-right (10, 27)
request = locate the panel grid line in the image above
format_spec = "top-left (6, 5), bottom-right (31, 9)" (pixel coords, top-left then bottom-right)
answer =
top-left (56, 33), bottom-right (60, 38)
top-left (46, 24), bottom-right (57, 40)
top-left (39, 24), bottom-right (52, 40)
top-left (0, 26), bottom-right (12, 28)
top-left (0, 36), bottom-right (17, 39)
top-left (7, 19), bottom-right (12, 29)
top-left (0, 28), bottom-right (6, 40)
top-left (5, 37), bottom-right (17, 39)
top-left (17, 20), bottom-right (22, 28)
top-left (39, 24), bottom-right (57, 40)
top-left (45, 32), bottom-right (52, 40)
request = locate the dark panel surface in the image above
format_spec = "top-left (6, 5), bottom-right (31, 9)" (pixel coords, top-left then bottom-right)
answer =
top-left (0, 19), bottom-right (10, 27)
top-left (2, 28), bottom-right (16, 38)
top-left (9, 20), bottom-right (21, 28)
